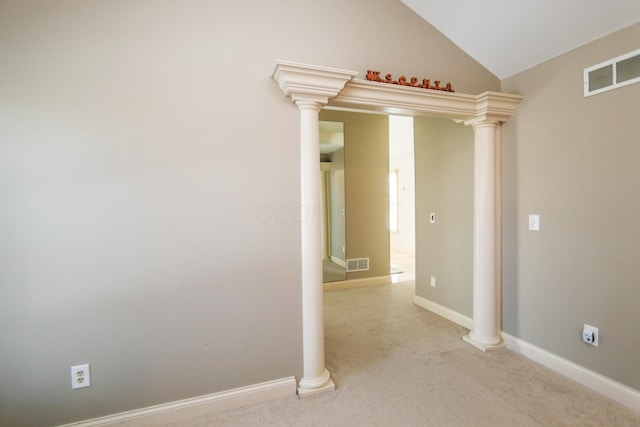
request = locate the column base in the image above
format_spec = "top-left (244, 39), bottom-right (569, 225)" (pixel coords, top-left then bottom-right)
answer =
top-left (297, 368), bottom-right (335, 398)
top-left (297, 379), bottom-right (335, 398)
top-left (463, 334), bottom-right (506, 352)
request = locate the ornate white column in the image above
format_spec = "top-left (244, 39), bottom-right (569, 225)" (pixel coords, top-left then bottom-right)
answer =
top-left (273, 61), bottom-right (523, 383)
top-left (272, 61), bottom-right (357, 397)
top-left (296, 97), bottom-right (333, 395)
top-left (462, 91), bottom-right (522, 351)
top-left (463, 119), bottom-right (505, 351)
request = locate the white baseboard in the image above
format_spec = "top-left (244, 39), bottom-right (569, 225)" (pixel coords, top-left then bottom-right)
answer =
top-left (323, 275), bottom-right (391, 292)
top-left (502, 333), bottom-right (640, 413)
top-left (412, 296), bottom-right (640, 413)
top-left (57, 377), bottom-right (297, 427)
top-left (330, 256), bottom-right (346, 268)
top-left (412, 294), bottom-right (473, 330)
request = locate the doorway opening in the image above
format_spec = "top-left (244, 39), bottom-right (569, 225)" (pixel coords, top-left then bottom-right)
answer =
top-left (389, 115), bottom-right (415, 283)
top-left (271, 59), bottom-right (523, 394)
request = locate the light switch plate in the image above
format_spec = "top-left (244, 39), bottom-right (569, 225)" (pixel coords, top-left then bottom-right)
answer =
top-left (528, 214), bottom-right (540, 231)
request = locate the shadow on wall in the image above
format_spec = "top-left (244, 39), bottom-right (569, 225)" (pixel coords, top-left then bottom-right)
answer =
top-left (500, 116), bottom-right (519, 335)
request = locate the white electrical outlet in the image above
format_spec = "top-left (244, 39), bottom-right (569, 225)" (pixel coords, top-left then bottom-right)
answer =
top-left (71, 364), bottom-right (91, 389)
top-left (430, 276), bottom-right (436, 288)
top-left (582, 324), bottom-right (599, 347)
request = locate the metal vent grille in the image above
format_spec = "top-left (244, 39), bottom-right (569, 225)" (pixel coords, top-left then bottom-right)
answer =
top-left (588, 65), bottom-right (613, 92)
top-left (616, 54), bottom-right (640, 83)
top-left (584, 48), bottom-right (640, 97)
top-left (346, 258), bottom-right (369, 272)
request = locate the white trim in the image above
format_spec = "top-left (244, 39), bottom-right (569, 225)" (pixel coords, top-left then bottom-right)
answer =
top-left (297, 377), bottom-right (336, 398)
top-left (273, 61), bottom-right (359, 395)
top-left (330, 256), bottom-right (346, 268)
top-left (272, 60), bottom-right (522, 391)
top-left (330, 80), bottom-right (522, 122)
top-left (411, 296), bottom-right (640, 412)
top-left (323, 275), bottom-right (391, 292)
top-left (462, 334), bottom-right (506, 353)
top-left (57, 377), bottom-right (297, 427)
top-left (502, 333), bottom-right (640, 413)
top-left (412, 294), bottom-right (473, 330)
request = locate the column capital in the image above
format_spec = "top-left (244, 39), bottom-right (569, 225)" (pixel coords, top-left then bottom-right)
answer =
top-left (272, 60), bottom-right (358, 107)
top-left (465, 91), bottom-right (523, 126)
top-left (465, 117), bottom-right (500, 129)
top-left (293, 96), bottom-right (325, 112)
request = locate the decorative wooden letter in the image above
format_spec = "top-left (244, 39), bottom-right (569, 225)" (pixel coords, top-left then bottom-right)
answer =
top-left (366, 70), bottom-right (455, 92)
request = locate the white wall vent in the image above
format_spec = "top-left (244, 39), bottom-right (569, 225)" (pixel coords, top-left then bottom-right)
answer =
top-left (346, 258), bottom-right (369, 272)
top-left (584, 48), bottom-right (640, 97)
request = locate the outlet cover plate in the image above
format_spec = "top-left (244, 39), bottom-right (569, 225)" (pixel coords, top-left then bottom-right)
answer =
top-left (582, 324), bottom-right (599, 347)
top-left (71, 364), bottom-right (91, 389)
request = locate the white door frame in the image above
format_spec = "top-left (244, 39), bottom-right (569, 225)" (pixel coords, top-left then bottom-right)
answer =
top-left (272, 60), bottom-right (522, 397)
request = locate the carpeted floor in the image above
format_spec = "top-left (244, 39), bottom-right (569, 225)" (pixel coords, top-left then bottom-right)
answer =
top-left (172, 281), bottom-right (640, 426)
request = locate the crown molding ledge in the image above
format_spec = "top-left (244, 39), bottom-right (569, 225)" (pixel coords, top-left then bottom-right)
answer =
top-left (473, 91), bottom-right (524, 123)
top-left (330, 79), bottom-right (478, 119)
top-left (272, 60), bottom-right (358, 105)
top-left (272, 61), bottom-right (522, 122)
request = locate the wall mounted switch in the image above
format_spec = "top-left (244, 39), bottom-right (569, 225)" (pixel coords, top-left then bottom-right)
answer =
top-left (528, 214), bottom-right (540, 231)
top-left (430, 276), bottom-right (436, 288)
top-left (429, 213), bottom-right (436, 224)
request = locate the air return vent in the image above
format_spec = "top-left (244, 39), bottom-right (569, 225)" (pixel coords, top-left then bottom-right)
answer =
top-left (584, 48), bottom-right (640, 97)
top-left (346, 258), bottom-right (369, 272)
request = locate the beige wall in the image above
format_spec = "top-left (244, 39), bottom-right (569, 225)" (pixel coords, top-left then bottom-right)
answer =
top-left (414, 117), bottom-right (474, 316)
top-left (321, 110), bottom-right (391, 280)
top-left (501, 22), bottom-right (640, 391)
top-left (0, 1), bottom-right (498, 425)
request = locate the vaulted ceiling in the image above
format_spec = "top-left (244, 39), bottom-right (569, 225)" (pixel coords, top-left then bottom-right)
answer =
top-left (401, 0), bottom-right (640, 79)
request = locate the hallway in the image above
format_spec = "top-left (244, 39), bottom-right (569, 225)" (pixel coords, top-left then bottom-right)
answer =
top-left (390, 247), bottom-right (415, 283)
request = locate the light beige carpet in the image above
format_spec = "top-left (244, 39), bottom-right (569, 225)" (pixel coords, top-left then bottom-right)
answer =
top-left (171, 281), bottom-right (640, 426)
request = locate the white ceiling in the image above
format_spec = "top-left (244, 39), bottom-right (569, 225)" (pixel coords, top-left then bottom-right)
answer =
top-left (401, 0), bottom-right (640, 79)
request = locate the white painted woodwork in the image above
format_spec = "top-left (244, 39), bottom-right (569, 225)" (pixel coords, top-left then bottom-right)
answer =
top-left (57, 377), bottom-right (297, 426)
top-left (272, 61), bottom-right (358, 396)
top-left (271, 61), bottom-right (522, 391)
top-left (462, 119), bottom-right (505, 351)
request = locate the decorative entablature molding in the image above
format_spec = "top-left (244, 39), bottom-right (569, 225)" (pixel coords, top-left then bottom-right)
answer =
top-left (330, 79), bottom-right (477, 119)
top-left (272, 61), bottom-right (358, 105)
top-left (472, 91), bottom-right (524, 124)
top-left (272, 60), bottom-right (522, 123)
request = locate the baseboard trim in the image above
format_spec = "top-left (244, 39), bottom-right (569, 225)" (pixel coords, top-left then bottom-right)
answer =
top-left (323, 275), bottom-right (391, 292)
top-left (502, 333), bottom-right (640, 413)
top-left (330, 256), bottom-right (346, 268)
top-left (412, 294), bottom-right (473, 330)
top-left (411, 297), bottom-right (640, 413)
top-left (57, 377), bottom-right (297, 427)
